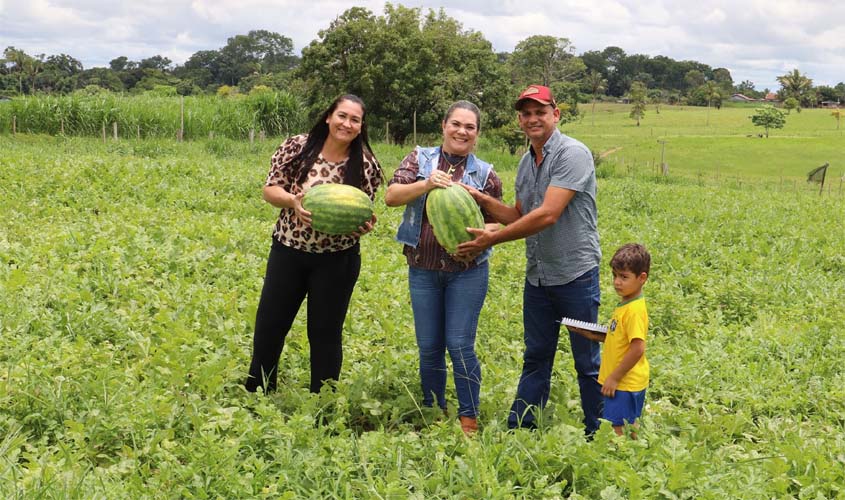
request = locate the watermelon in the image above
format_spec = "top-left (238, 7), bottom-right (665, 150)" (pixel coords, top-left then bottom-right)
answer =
top-left (302, 184), bottom-right (373, 235)
top-left (425, 184), bottom-right (485, 253)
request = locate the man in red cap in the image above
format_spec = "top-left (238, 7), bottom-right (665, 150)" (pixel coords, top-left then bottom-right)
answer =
top-left (457, 84), bottom-right (602, 435)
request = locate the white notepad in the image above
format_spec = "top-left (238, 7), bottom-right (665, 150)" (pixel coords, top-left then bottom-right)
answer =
top-left (560, 317), bottom-right (608, 334)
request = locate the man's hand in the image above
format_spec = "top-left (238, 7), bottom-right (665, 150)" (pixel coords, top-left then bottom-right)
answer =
top-left (457, 182), bottom-right (482, 201)
top-left (456, 227), bottom-right (495, 255)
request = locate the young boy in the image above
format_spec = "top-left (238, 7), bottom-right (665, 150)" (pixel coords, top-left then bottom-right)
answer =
top-left (569, 243), bottom-right (650, 437)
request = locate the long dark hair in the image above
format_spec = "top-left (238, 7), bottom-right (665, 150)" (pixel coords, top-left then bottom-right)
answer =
top-left (293, 94), bottom-right (374, 188)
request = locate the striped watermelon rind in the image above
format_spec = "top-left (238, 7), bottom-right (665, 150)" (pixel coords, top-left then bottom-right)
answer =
top-left (425, 184), bottom-right (484, 253)
top-left (302, 183), bottom-right (373, 235)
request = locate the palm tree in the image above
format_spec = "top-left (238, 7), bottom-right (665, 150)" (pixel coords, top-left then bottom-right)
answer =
top-left (702, 81), bottom-right (721, 127)
top-left (584, 70), bottom-right (606, 127)
top-left (776, 69), bottom-right (813, 105)
top-left (3, 47), bottom-right (31, 94)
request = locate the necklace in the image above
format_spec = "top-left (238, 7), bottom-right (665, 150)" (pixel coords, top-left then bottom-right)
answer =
top-left (441, 150), bottom-right (467, 176)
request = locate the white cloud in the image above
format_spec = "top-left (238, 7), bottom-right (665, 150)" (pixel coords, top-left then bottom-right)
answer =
top-left (1, 0), bottom-right (844, 87)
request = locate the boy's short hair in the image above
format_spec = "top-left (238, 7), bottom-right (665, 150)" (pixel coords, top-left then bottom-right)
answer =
top-left (610, 243), bottom-right (651, 275)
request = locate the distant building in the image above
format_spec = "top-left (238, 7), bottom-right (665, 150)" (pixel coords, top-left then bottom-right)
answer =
top-left (820, 100), bottom-right (840, 108)
top-left (729, 93), bottom-right (756, 102)
top-left (764, 92), bottom-right (780, 102)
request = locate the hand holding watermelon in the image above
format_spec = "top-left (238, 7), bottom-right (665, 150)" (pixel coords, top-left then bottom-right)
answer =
top-left (425, 184), bottom-right (485, 254)
top-left (291, 192), bottom-right (312, 226)
top-left (301, 183), bottom-right (375, 235)
top-left (427, 170), bottom-right (452, 190)
top-left (350, 214), bottom-right (378, 237)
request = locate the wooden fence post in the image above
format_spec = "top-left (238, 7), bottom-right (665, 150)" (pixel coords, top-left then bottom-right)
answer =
top-left (249, 129), bottom-right (255, 144)
top-left (113, 122), bottom-right (118, 141)
top-left (179, 96), bottom-right (185, 142)
top-left (60, 118), bottom-right (65, 135)
top-left (102, 124), bottom-right (106, 143)
top-left (137, 125), bottom-right (140, 140)
top-left (12, 115), bottom-right (16, 136)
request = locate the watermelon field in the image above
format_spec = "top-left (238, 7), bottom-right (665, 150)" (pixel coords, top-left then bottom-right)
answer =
top-left (1, 106), bottom-right (844, 498)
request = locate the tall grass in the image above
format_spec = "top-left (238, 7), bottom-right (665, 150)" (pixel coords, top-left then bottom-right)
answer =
top-left (0, 91), bottom-right (306, 140)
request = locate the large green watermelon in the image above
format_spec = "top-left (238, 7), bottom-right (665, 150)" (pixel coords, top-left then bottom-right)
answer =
top-left (425, 184), bottom-right (484, 253)
top-left (302, 184), bottom-right (373, 235)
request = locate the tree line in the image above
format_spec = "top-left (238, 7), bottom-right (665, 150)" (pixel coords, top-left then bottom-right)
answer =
top-left (3, 4), bottom-right (844, 143)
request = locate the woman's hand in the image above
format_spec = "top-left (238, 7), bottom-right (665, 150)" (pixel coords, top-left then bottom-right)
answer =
top-left (292, 192), bottom-right (312, 226)
top-left (351, 214), bottom-right (377, 237)
top-left (426, 170), bottom-right (452, 191)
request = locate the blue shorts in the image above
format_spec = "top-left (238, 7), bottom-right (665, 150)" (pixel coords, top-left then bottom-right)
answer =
top-left (603, 389), bottom-right (646, 426)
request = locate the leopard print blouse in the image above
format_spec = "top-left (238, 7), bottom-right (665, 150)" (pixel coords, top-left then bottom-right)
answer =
top-left (265, 134), bottom-right (382, 253)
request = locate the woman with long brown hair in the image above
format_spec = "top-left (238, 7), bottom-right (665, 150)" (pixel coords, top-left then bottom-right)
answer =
top-left (245, 95), bottom-right (382, 394)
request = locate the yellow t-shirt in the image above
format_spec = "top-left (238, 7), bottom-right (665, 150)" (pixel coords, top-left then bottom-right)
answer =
top-left (598, 296), bottom-right (649, 391)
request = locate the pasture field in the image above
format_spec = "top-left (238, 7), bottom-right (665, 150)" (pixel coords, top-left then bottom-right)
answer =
top-left (1, 133), bottom-right (844, 498)
top-left (568, 103), bottom-right (845, 181)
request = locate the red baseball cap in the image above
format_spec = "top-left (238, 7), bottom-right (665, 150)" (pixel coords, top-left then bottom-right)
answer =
top-left (514, 85), bottom-right (557, 110)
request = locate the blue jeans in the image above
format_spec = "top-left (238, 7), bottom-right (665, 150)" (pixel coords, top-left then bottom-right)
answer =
top-left (508, 267), bottom-right (602, 433)
top-left (408, 262), bottom-right (488, 417)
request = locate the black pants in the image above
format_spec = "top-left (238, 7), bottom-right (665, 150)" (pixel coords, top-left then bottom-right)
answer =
top-left (245, 239), bottom-right (361, 393)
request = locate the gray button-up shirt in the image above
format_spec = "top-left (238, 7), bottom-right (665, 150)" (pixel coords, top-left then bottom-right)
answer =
top-left (515, 129), bottom-right (601, 286)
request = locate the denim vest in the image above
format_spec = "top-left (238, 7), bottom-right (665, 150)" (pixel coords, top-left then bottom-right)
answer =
top-left (395, 146), bottom-right (494, 264)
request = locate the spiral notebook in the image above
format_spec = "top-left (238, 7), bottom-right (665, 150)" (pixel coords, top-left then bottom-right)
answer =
top-left (560, 317), bottom-right (608, 334)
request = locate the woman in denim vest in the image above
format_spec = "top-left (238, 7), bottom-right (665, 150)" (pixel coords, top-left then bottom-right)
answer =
top-left (384, 100), bottom-right (502, 434)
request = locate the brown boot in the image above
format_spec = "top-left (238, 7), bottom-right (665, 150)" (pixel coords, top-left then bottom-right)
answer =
top-left (459, 416), bottom-right (478, 435)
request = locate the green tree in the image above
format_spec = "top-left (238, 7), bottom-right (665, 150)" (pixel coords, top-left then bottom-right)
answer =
top-left (702, 81), bottom-right (722, 125)
top-left (109, 56), bottom-right (136, 72)
top-left (3, 47), bottom-right (34, 93)
top-left (218, 30), bottom-right (296, 86)
top-left (76, 67), bottom-right (125, 92)
top-left (712, 67), bottom-right (733, 94)
top-left (628, 81), bottom-right (647, 126)
top-left (139, 55), bottom-right (172, 71)
top-left (835, 82), bottom-right (845, 102)
top-left (684, 69), bottom-right (706, 92)
top-left (510, 35), bottom-right (586, 87)
top-left (648, 89), bottom-right (664, 114)
top-left (750, 105), bottom-right (786, 137)
top-left (601, 46), bottom-right (628, 96)
top-left (297, 4), bottom-right (508, 144)
top-left (177, 50), bottom-right (220, 90)
top-left (783, 97), bottom-right (799, 114)
top-left (814, 85), bottom-right (839, 104)
top-left (776, 69), bottom-right (813, 106)
top-left (36, 54), bottom-right (83, 93)
top-left (583, 70), bottom-right (606, 126)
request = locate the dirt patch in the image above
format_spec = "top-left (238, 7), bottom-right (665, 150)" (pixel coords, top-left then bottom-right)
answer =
top-left (599, 147), bottom-right (623, 158)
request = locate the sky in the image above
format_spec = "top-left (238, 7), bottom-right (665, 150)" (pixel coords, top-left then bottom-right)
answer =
top-left (2, 0), bottom-right (844, 92)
